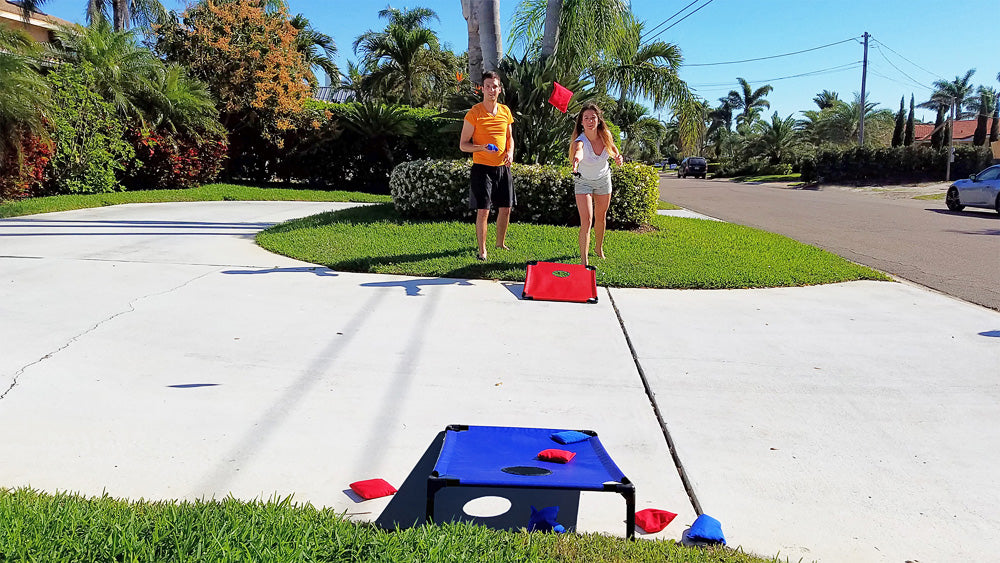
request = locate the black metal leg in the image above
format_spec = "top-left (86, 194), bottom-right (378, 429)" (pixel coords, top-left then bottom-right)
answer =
top-left (624, 488), bottom-right (636, 539)
top-left (426, 478), bottom-right (444, 524)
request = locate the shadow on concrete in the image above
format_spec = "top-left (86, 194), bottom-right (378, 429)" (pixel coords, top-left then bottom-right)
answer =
top-left (360, 278), bottom-right (474, 296)
top-left (221, 266), bottom-right (338, 277)
top-left (374, 431), bottom-right (580, 532)
top-left (502, 283), bottom-right (525, 300)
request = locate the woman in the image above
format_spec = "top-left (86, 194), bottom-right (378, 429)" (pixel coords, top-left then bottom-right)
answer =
top-left (569, 103), bottom-right (624, 267)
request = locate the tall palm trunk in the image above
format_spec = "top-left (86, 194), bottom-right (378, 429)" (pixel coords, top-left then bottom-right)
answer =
top-left (461, 0), bottom-right (483, 83)
top-left (113, 0), bottom-right (130, 31)
top-left (478, 0), bottom-right (501, 74)
top-left (539, 0), bottom-right (561, 63)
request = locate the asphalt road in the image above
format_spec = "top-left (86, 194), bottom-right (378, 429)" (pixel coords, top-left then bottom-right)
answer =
top-left (658, 174), bottom-right (1000, 311)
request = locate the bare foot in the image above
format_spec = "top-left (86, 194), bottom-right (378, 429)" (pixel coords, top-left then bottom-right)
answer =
top-left (496, 244), bottom-right (509, 250)
top-left (596, 249), bottom-right (606, 259)
top-left (477, 250), bottom-right (487, 261)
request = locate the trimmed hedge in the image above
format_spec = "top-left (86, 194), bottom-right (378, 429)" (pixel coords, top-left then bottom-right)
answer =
top-left (390, 159), bottom-right (658, 228)
top-left (799, 145), bottom-right (994, 183)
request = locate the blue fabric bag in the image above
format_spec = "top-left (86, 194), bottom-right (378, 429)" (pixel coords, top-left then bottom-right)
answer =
top-left (686, 513), bottom-right (725, 544)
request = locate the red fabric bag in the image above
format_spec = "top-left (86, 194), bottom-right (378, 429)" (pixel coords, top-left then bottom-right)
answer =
top-left (635, 508), bottom-right (677, 533)
top-left (537, 448), bottom-right (577, 463)
top-left (548, 82), bottom-right (573, 113)
top-left (349, 478), bottom-right (397, 500)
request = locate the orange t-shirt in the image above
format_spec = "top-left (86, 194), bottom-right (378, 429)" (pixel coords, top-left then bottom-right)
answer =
top-left (464, 102), bottom-right (513, 166)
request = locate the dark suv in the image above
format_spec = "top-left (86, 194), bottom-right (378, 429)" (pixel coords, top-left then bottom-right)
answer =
top-left (678, 157), bottom-right (707, 179)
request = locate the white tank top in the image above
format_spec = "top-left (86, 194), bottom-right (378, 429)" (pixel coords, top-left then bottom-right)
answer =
top-left (576, 134), bottom-right (610, 180)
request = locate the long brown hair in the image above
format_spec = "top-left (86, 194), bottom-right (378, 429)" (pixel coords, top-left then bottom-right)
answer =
top-left (570, 103), bottom-right (619, 159)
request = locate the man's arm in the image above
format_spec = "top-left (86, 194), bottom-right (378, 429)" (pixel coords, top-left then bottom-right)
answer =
top-left (460, 120), bottom-right (483, 153)
top-left (502, 124), bottom-right (514, 166)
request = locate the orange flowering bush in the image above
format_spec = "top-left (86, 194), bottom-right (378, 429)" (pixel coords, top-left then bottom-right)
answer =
top-left (154, 0), bottom-right (312, 179)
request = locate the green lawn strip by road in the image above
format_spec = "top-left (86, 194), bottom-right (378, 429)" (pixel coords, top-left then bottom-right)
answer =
top-left (258, 204), bottom-right (888, 288)
top-left (0, 183), bottom-right (391, 218)
top-left (730, 174), bottom-right (801, 183)
top-left (913, 193), bottom-right (945, 200)
top-left (657, 200), bottom-right (682, 210)
top-left (0, 488), bottom-right (781, 563)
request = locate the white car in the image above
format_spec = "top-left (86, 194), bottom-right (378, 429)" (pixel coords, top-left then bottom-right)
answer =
top-left (947, 165), bottom-right (1000, 214)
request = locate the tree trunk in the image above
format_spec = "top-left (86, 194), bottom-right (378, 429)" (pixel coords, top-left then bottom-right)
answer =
top-left (540, 0), bottom-right (561, 63)
top-left (113, 0), bottom-right (129, 30)
top-left (478, 0), bottom-right (502, 74)
top-left (461, 0), bottom-right (483, 84)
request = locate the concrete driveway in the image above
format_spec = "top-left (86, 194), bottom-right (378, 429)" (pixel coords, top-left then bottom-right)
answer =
top-left (1, 201), bottom-right (998, 562)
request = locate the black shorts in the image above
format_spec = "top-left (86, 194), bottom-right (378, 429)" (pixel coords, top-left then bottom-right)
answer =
top-left (469, 164), bottom-right (516, 210)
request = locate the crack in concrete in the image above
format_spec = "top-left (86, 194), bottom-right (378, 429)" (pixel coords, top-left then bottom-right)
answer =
top-left (0, 270), bottom-right (216, 402)
top-left (606, 287), bottom-right (703, 517)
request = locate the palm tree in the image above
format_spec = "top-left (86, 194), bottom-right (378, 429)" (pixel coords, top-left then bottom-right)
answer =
top-left (0, 27), bottom-right (51, 163)
top-left (966, 86), bottom-right (997, 146)
top-left (822, 94), bottom-right (895, 146)
top-left (146, 63), bottom-right (222, 135)
top-left (920, 69), bottom-right (976, 138)
top-left (512, 0), bottom-right (632, 73)
top-left (19, 0), bottom-right (165, 31)
top-left (50, 20), bottom-right (163, 123)
top-left (752, 112), bottom-right (801, 164)
top-left (812, 90), bottom-right (839, 110)
top-left (728, 77), bottom-right (772, 123)
top-left (290, 14), bottom-right (339, 88)
top-left (354, 7), bottom-right (440, 105)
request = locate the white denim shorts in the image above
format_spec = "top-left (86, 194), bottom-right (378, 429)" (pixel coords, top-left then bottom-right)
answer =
top-left (573, 174), bottom-right (612, 196)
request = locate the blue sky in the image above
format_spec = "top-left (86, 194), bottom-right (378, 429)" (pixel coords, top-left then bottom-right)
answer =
top-left (39, 0), bottom-right (1000, 123)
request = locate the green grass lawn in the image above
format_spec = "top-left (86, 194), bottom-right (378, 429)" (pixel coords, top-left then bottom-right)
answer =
top-left (0, 183), bottom-right (390, 218)
top-left (258, 203), bottom-right (888, 288)
top-left (730, 174), bottom-right (802, 183)
top-left (0, 488), bottom-right (783, 563)
top-left (913, 193), bottom-right (945, 200)
top-left (657, 200), bottom-right (681, 210)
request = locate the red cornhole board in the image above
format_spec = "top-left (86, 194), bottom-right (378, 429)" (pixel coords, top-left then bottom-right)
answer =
top-left (522, 261), bottom-right (598, 303)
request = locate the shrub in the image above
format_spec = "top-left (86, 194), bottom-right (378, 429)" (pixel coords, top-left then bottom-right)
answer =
top-left (277, 101), bottom-right (463, 192)
top-left (124, 129), bottom-right (229, 190)
top-left (44, 62), bottom-right (134, 195)
top-left (390, 159), bottom-right (658, 228)
top-left (799, 145), bottom-right (993, 183)
top-left (0, 133), bottom-right (53, 201)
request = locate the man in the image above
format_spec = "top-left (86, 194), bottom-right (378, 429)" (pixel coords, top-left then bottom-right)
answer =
top-left (459, 71), bottom-right (515, 261)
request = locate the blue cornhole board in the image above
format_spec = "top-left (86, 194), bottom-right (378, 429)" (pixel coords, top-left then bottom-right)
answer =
top-left (426, 424), bottom-right (635, 538)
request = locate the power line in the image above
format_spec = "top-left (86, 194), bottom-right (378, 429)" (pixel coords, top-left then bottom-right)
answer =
top-left (871, 46), bottom-right (933, 92)
top-left (685, 37), bottom-right (858, 67)
top-left (640, 0), bottom-right (703, 42)
top-left (645, 0), bottom-right (716, 42)
top-left (689, 61), bottom-right (862, 91)
top-left (869, 37), bottom-right (943, 80)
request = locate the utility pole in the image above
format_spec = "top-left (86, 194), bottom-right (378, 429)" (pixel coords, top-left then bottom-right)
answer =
top-left (858, 31), bottom-right (869, 146)
top-left (946, 97), bottom-right (955, 181)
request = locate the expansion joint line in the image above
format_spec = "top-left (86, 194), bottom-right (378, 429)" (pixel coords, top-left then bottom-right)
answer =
top-left (606, 287), bottom-right (703, 516)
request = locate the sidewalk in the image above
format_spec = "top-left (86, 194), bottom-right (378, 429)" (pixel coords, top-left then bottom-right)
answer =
top-left (1, 201), bottom-right (998, 562)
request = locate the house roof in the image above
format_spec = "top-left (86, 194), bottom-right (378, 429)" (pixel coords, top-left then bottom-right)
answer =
top-left (0, 0), bottom-right (73, 31)
top-left (914, 118), bottom-right (996, 142)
